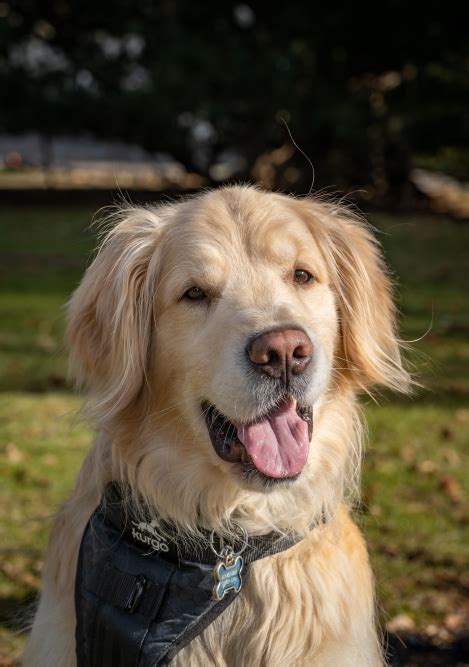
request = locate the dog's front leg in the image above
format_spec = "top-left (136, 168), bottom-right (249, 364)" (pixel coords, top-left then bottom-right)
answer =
top-left (23, 468), bottom-right (99, 667)
top-left (23, 585), bottom-right (77, 667)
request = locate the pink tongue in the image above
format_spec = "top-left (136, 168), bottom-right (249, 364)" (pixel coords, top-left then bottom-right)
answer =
top-left (236, 401), bottom-right (310, 479)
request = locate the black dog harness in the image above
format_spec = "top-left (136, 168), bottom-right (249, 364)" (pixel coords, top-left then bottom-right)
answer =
top-left (75, 483), bottom-right (310, 666)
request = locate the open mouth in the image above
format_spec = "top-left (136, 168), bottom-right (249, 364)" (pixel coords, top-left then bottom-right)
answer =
top-left (202, 399), bottom-right (313, 483)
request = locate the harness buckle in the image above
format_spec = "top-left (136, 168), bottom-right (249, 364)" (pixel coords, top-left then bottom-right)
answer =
top-left (128, 575), bottom-right (147, 613)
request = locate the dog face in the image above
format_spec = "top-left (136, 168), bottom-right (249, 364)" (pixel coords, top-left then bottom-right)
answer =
top-left (152, 191), bottom-right (337, 487)
top-left (68, 186), bottom-right (408, 505)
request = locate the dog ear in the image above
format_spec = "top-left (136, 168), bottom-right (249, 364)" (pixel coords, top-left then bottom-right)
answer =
top-left (66, 206), bottom-right (166, 421)
top-left (294, 199), bottom-right (411, 394)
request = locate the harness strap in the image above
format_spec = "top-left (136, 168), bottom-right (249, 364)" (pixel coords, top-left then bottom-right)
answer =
top-left (103, 481), bottom-right (318, 565)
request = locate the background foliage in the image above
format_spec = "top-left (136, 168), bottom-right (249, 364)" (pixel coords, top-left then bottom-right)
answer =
top-left (2, 1), bottom-right (469, 192)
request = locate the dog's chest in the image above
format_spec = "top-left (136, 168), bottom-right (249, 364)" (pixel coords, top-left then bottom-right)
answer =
top-left (173, 525), bottom-right (370, 667)
top-left (173, 549), bottom-right (326, 666)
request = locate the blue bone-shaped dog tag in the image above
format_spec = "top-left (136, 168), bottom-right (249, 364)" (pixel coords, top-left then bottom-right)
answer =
top-left (212, 555), bottom-right (243, 601)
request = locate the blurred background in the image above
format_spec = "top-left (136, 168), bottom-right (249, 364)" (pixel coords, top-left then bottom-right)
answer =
top-left (1, 2), bottom-right (468, 665)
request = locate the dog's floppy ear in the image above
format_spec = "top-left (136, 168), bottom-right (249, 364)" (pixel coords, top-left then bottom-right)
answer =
top-left (67, 206), bottom-right (166, 420)
top-left (294, 198), bottom-right (411, 394)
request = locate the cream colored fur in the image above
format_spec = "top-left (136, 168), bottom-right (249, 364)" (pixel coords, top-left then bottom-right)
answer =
top-left (24, 185), bottom-right (410, 666)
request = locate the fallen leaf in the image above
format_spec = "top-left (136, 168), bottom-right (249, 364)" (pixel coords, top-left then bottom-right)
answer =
top-left (417, 460), bottom-right (439, 474)
top-left (455, 408), bottom-right (469, 423)
top-left (5, 443), bottom-right (24, 464)
top-left (0, 657), bottom-right (15, 667)
top-left (401, 446), bottom-right (416, 464)
top-left (444, 610), bottom-right (468, 634)
top-left (387, 613), bottom-right (416, 633)
top-left (439, 474), bottom-right (463, 503)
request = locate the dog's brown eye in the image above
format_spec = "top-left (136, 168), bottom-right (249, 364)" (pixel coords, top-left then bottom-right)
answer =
top-left (184, 286), bottom-right (207, 301)
top-left (293, 269), bottom-right (314, 285)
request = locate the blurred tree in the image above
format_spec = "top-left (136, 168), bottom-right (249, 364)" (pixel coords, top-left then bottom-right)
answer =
top-left (1, 0), bottom-right (469, 194)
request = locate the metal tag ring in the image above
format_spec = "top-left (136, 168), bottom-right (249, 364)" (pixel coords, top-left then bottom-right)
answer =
top-left (209, 524), bottom-right (249, 559)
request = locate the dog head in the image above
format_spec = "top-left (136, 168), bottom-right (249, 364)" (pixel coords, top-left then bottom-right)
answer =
top-left (67, 186), bottom-right (409, 526)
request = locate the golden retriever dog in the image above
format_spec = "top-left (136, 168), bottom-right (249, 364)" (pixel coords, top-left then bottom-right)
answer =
top-left (24, 185), bottom-right (410, 666)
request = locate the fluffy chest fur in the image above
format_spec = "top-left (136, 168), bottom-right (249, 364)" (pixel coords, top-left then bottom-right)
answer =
top-left (174, 509), bottom-right (379, 666)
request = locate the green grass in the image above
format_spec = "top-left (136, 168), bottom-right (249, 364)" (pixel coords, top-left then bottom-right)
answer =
top-left (1, 204), bottom-right (468, 662)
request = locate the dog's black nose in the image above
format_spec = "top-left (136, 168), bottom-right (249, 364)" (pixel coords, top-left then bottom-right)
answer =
top-left (247, 328), bottom-right (312, 380)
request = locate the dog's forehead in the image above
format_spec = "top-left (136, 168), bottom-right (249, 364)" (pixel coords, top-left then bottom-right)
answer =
top-left (166, 188), bottom-right (321, 266)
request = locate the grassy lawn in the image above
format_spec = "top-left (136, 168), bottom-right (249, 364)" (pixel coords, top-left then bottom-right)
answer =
top-left (1, 203), bottom-right (468, 663)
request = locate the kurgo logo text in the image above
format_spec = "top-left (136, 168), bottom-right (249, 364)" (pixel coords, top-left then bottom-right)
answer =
top-left (131, 520), bottom-right (169, 552)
